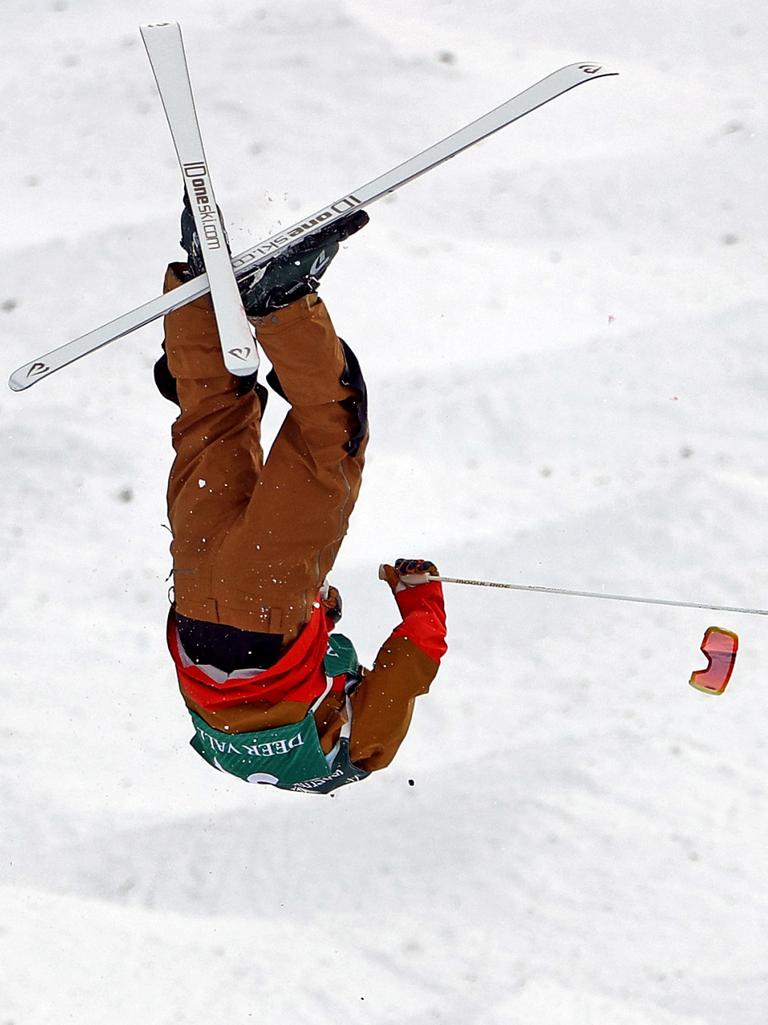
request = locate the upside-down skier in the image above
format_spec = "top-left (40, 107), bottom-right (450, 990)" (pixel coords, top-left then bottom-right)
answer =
top-left (153, 199), bottom-right (447, 793)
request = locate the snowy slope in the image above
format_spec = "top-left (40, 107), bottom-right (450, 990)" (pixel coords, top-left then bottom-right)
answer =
top-left (3, 1), bottom-right (768, 1023)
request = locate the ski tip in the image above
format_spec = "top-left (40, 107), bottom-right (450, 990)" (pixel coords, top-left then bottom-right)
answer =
top-left (571, 62), bottom-right (619, 79)
top-left (227, 359), bottom-right (261, 377)
top-left (8, 371), bottom-right (30, 389)
top-left (140, 21), bottom-right (182, 40)
top-left (8, 361), bottom-right (50, 391)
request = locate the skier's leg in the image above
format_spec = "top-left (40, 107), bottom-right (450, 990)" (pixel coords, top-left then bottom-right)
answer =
top-left (161, 263), bottom-right (265, 618)
top-left (210, 293), bottom-right (368, 638)
top-left (166, 207), bottom-right (368, 633)
top-left (254, 295), bottom-right (368, 576)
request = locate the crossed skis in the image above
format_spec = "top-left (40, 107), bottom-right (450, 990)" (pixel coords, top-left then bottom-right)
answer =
top-left (8, 28), bottom-right (617, 392)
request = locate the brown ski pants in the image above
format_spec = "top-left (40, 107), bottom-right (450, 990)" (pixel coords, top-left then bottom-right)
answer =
top-left (162, 265), bottom-right (368, 641)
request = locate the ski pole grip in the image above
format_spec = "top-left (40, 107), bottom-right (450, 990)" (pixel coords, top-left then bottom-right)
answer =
top-left (378, 564), bottom-right (435, 587)
top-left (400, 573), bottom-right (433, 586)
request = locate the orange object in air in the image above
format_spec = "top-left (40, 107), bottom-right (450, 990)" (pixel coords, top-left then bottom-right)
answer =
top-left (689, 627), bottom-right (739, 695)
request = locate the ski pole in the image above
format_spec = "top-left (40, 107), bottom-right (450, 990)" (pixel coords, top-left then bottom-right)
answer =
top-left (380, 567), bottom-right (768, 618)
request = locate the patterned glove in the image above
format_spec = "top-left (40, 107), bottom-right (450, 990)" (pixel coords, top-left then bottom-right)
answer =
top-left (379, 559), bottom-right (440, 594)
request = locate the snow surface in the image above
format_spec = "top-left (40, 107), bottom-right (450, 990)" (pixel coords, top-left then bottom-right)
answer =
top-left (3, 1), bottom-right (768, 1022)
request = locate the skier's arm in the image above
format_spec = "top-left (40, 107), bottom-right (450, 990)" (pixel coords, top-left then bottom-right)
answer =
top-left (349, 561), bottom-right (447, 772)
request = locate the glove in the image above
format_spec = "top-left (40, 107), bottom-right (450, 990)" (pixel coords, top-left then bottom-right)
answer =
top-left (379, 559), bottom-right (440, 594)
top-left (239, 209), bottom-right (369, 317)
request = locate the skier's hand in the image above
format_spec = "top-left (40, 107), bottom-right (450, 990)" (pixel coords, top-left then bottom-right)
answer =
top-left (379, 559), bottom-right (439, 594)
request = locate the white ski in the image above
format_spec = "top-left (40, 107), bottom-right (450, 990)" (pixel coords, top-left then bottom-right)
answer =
top-left (9, 61), bottom-right (616, 392)
top-left (140, 21), bottom-right (258, 376)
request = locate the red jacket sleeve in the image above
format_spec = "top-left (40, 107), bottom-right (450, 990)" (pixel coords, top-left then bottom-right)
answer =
top-left (390, 580), bottom-right (448, 663)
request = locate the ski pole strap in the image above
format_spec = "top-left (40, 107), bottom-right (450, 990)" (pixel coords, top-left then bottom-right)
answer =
top-left (420, 575), bottom-right (768, 618)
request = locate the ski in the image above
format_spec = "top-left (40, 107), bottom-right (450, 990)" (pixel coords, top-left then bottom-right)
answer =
top-left (140, 22), bottom-right (258, 375)
top-left (9, 61), bottom-right (617, 392)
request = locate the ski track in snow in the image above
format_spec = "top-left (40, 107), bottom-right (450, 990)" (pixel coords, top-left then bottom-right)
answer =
top-left (2, 1), bottom-right (768, 1023)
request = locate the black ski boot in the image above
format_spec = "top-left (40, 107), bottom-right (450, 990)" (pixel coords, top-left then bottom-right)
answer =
top-left (179, 189), bottom-right (229, 278)
top-left (239, 209), bottom-right (369, 317)
top-left (154, 193), bottom-right (264, 408)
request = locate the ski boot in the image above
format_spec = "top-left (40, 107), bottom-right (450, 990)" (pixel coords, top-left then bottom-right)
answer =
top-left (154, 193), bottom-right (265, 407)
top-left (238, 208), bottom-right (369, 317)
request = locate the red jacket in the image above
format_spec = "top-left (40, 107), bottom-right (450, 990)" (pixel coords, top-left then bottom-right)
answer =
top-left (168, 581), bottom-right (447, 772)
top-left (168, 601), bottom-right (331, 715)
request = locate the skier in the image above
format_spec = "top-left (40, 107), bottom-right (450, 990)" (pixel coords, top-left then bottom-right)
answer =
top-left (153, 199), bottom-right (448, 793)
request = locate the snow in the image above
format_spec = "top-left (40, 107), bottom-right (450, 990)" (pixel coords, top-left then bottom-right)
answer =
top-left (3, 1), bottom-right (768, 1022)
